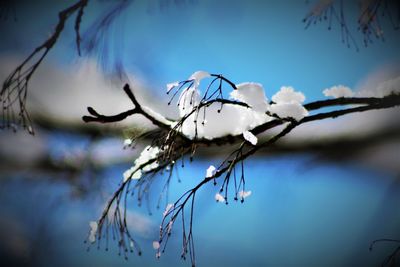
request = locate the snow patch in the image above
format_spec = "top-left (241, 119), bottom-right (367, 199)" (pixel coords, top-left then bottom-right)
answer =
top-left (215, 193), bottom-right (225, 203)
top-left (269, 102), bottom-right (309, 121)
top-left (123, 145), bottom-right (161, 182)
top-left (189, 70), bottom-right (210, 84)
top-left (230, 82), bottom-right (269, 112)
top-left (88, 221), bottom-right (98, 243)
top-left (272, 86), bottom-right (305, 104)
top-left (206, 165), bottom-right (217, 178)
top-left (163, 203), bottom-right (174, 217)
top-left (323, 85), bottom-right (354, 98)
top-left (243, 130), bottom-right (258, 145)
top-left (166, 81), bottom-right (179, 92)
top-left (358, 76), bottom-right (400, 98)
top-left (238, 190), bottom-right (252, 199)
top-left (269, 86), bottom-right (308, 121)
top-left (152, 241), bottom-right (160, 250)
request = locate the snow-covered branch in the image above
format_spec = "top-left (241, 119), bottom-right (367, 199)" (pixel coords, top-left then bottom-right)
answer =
top-left (84, 71), bottom-right (400, 266)
top-left (2, 0), bottom-right (399, 265)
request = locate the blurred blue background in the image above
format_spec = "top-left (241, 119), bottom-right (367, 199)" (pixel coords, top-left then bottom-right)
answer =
top-left (0, 0), bottom-right (399, 266)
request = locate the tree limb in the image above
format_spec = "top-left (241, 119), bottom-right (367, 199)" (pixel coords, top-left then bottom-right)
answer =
top-left (0, 0), bottom-right (89, 135)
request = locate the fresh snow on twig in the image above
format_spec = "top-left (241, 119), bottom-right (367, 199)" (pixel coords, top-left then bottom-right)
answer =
top-left (141, 105), bottom-right (174, 126)
top-left (163, 203), bottom-right (174, 217)
top-left (176, 74), bottom-right (273, 139)
top-left (269, 102), bottom-right (309, 121)
top-left (238, 190), bottom-right (252, 199)
top-left (272, 86), bottom-right (305, 103)
top-left (215, 193), bottom-right (225, 203)
top-left (152, 241), bottom-right (160, 250)
top-left (269, 86), bottom-right (309, 121)
top-left (166, 81), bottom-right (179, 93)
top-left (230, 82), bottom-right (269, 112)
top-left (243, 130), bottom-right (258, 145)
top-left (189, 70), bottom-right (210, 84)
top-left (123, 138), bottom-right (132, 147)
top-left (88, 221), bottom-right (98, 243)
top-left (323, 85), bottom-right (354, 98)
top-left (206, 165), bottom-right (217, 178)
top-left (123, 145), bottom-right (161, 182)
top-left (169, 71), bottom-right (315, 138)
top-left (178, 86), bottom-right (201, 117)
top-left (123, 168), bottom-right (142, 181)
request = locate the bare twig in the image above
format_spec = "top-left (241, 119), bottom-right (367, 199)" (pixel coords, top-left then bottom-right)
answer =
top-left (303, 0), bottom-right (359, 50)
top-left (304, 0), bottom-right (400, 49)
top-left (370, 238), bottom-right (400, 267)
top-left (0, 0), bottom-right (89, 135)
top-left (80, 0), bottom-right (132, 81)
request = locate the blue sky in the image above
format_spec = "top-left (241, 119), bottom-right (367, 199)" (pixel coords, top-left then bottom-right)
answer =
top-left (1, 1), bottom-right (400, 266)
top-left (2, 0), bottom-right (400, 99)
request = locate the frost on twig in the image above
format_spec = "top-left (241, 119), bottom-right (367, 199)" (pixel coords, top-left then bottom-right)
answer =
top-left (82, 71), bottom-right (400, 266)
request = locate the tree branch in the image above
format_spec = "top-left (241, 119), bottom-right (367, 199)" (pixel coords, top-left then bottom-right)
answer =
top-left (83, 82), bottom-right (400, 148)
top-left (82, 107), bottom-right (137, 123)
top-left (82, 84), bottom-right (174, 129)
top-left (0, 0), bottom-right (89, 135)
